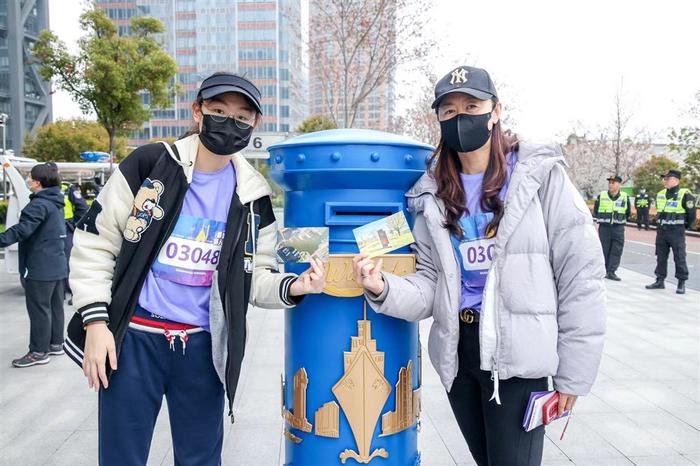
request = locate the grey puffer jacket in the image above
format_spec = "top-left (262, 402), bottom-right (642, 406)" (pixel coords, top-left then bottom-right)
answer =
top-left (366, 142), bottom-right (606, 401)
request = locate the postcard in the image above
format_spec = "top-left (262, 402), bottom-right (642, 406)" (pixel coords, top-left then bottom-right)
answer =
top-left (353, 211), bottom-right (415, 258)
top-left (276, 227), bottom-right (329, 263)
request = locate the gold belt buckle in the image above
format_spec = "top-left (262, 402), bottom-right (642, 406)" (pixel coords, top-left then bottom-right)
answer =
top-left (460, 308), bottom-right (476, 324)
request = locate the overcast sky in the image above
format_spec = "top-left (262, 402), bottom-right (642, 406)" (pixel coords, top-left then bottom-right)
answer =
top-left (49, 0), bottom-right (699, 143)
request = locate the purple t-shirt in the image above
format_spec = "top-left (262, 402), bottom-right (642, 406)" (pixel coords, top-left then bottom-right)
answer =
top-left (450, 153), bottom-right (516, 311)
top-left (138, 162), bottom-right (236, 328)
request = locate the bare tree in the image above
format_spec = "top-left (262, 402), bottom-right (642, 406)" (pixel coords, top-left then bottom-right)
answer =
top-left (308, 0), bottom-right (433, 128)
top-left (563, 134), bottom-right (608, 198)
top-left (564, 87), bottom-right (652, 197)
top-left (389, 73), bottom-right (440, 145)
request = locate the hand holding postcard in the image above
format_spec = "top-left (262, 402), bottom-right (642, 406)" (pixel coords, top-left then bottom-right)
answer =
top-left (276, 227), bottom-right (329, 263)
top-left (353, 211), bottom-right (415, 258)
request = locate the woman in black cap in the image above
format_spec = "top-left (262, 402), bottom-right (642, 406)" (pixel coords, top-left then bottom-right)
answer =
top-left (64, 72), bottom-right (326, 465)
top-left (354, 66), bottom-right (607, 465)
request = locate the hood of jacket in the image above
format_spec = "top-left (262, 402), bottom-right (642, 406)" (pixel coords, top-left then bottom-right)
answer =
top-left (166, 134), bottom-right (272, 204)
top-left (405, 141), bottom-right (566, 246)
top-left (30, 185), bottom-right (65, 209)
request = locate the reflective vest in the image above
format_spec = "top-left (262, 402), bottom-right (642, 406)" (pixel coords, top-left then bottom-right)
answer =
top-left (61, 183), bottom-right (74, 220)
top-left (656, 188), bottom-right (690, 226)
top-left (596, 191), bottom-right (628, 225)
top-left (635, 195), bottom-right (650, 209)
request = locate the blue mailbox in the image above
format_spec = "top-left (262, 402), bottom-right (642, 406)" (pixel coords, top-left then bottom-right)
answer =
top-left (269, 129), bottom-right (433, 466)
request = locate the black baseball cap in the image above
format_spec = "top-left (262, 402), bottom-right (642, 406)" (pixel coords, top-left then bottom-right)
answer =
top-left (431, 66), bottom-right (499, 109)
top-left (661, 169), bottom-right (682, 179)
top-left (197, 73), bottom-right (263, 115)
top-left (607, 175), bottom-right (622, 183)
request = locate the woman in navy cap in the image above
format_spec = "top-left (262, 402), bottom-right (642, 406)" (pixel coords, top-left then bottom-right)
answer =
top-left (354, 66), bottom-right (607, 465)
top-left (64, 71), bottom-right (326, 465)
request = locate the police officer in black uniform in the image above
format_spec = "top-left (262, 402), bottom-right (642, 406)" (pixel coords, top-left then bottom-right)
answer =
top-left (593, 175), bottom-right (631, 281)
top-left (635, 187), bottom-right (651, 230)
top-left (646, 170), bottom-right (696, 294)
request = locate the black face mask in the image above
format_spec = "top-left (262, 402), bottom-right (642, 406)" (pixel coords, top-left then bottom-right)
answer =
top-left (199, 114), bottom-right (253, 155)
top-left (440, 112), bottom-right (492, 153)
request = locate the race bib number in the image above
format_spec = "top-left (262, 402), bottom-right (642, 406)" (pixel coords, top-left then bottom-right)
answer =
top-left (457, 237), bottom-right (496, 272)
top-left (157, 237), bottom-right (222, 271)
top-left (152, 215), bottom-right (226, 287)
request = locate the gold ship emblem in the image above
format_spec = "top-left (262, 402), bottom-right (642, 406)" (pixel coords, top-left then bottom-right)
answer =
top-left (332, 304), bottom-right (391, 464)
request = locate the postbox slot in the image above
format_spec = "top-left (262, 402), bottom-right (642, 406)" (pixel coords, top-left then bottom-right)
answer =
top-left (325, 202), bottom-right (404, 226)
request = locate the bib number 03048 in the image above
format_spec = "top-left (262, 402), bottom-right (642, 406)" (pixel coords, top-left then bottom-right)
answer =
top-left (157, 236), bottom-right (222, 271)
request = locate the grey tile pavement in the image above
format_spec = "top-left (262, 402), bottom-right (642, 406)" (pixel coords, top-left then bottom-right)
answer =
top-left (0, 261), bottom-right (698, 465)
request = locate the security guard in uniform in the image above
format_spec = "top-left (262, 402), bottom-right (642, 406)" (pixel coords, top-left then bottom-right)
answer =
top-left (635, 187), bottom-right (651, 230)
top-left (593, 175), bottom-right (631, 281)
top-left (646, 170), bottom-right (696, 294)
top-left (61, 182), bottom-right (88, 301)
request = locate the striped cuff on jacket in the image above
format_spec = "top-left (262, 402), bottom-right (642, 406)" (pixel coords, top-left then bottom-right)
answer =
top-left (280, 276), bottom-right (304, 307)
top-left (78, 302), bottom-right (110, 326)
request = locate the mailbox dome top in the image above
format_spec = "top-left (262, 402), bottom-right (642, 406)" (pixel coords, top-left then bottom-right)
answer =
top-left (267, 128), bottom-right (434, 151)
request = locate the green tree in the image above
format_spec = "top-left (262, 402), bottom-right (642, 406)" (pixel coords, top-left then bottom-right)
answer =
top-left (632, 156), bottom-right (679, 196)
top-left (669, 91), bottom-right (700, 193)
top-left (296, 115), bottom-right (337, 134)
top-left (669, 127), bottom-right (700, 194)
top-left (31, 9), bottom-right (178, 166)
top-left (22, 119), bottom-right (127, 162)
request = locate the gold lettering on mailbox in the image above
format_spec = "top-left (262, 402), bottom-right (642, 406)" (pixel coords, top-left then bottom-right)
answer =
top-left (323, 254), bottom-right (416, 298)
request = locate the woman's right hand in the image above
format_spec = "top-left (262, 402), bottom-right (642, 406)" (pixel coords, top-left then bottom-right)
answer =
top-left (83, 321), bottom-right (117, 392)
top-left (352, 254), bottom-right (385, 296)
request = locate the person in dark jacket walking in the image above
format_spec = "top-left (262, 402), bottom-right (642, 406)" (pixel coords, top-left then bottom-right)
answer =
top-left (0, 162), bottom-right (68, 367)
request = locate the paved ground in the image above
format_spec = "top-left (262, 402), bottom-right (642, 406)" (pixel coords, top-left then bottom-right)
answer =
top-left (0, 232), bottom-right (699, 465)
top-left (621, 227), bottom-right (700, 291)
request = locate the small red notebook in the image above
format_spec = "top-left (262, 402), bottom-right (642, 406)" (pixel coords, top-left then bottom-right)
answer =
top-left (523, 390), bottom-right (572, 439)
top-left (543, 392), bottom-right (563, 425)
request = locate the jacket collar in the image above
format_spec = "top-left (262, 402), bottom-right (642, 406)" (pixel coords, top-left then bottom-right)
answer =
top-left (172, 134), bottom-right (272, 204)
top-left (494, 142), bottom-right (564, 250)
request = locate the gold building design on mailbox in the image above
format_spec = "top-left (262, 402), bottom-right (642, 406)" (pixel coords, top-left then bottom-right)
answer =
top-left (315, 401), bottom-right (340, 438)
top-left (381, 360), bottom-right (422, 436)
top-left (283, 368), bottom-right (313, 433)
top-left (332, 307), bottom-right (391, 464)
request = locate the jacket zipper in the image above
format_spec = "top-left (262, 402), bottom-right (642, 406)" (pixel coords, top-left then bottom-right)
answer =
top-left (222, 202), bottom-right (248, 423)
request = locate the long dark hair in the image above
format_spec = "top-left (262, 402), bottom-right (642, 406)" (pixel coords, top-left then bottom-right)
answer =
top-left (428, 101), bottom-right (519, 238)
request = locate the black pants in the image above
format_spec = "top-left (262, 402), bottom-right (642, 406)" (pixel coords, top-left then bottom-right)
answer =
top-left (25, 279), bottom-right (65, 353)
top-left (447, 322), bottom-right (548, 466)
top-left (655, 227), bottom-right (689, 280)
top-left (598, 224), bottom-right (625, 274)
top-left (636, 208), bottom-right (649, 229)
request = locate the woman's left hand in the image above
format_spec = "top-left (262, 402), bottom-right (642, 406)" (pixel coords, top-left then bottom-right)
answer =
top-left (289, 257), bottom-right (326, 296)
top-left (557, 392), bottom-right (578, 416)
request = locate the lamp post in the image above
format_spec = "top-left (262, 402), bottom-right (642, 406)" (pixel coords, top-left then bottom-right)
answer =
top-left (0, 113), bottom-right (8, 201)
top-left (0, 113), bottom-right (7, 155)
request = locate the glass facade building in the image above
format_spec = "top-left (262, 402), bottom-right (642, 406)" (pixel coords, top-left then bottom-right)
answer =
top-left (97, 0), bottom-right (305, 145)
top-left (0, 0), bottom-right (52, 154)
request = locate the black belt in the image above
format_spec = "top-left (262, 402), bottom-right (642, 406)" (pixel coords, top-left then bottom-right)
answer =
top-left (459, 308), bottom-right (479, 324)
